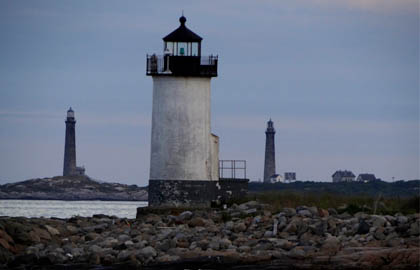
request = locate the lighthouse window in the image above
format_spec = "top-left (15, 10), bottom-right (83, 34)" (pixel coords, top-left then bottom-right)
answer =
top-left (178, 42), bottom-right (187, 55)
top-left (192, 43), bottom-right (198, 56)
top-left (165, 42), bottom-right (174, 54)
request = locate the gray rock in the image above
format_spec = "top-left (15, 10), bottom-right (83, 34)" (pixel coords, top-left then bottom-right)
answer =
top-left (283, 208), bottom-right (296, 217)
top-left (157, 239), bottom-right (171, 252)
top-left (117, 250), bottom-right (132, 261)
top-left (70, 247), bottom-right (84, 257)
top-left (396, 216), bottom-right (408, 224)
top-left (322, 236), bottom-right (340, 255)
top-left (337, 212), bottom-right (352, 220)
top-left (66, 225), bottom-right (78, 234)
top-left (117, 234), bottom-right (130, 243)
top-left (255, 240), bottom-right (273, 251)
top-left (189, 241), bottom-right (198, 250)
top-left (44, 225), bottom-right (60, 236)
top-left (238, 245), bottom-right (251, 253)
top-left (307, 206), bottom-right (319, 216)
top-left (371, 216), bottom-right (387, 228)
top-left (253, 216), bottom-right (262, 224)
top-left (374, 227), bottom-right (386, 240)
top-left (354, 212), bottom-right (369, 219)
top-left (284, 219), bottom-right (299, 234)
top-left (272, 219), bottom-right (279, 236)
top-left (287, 247), bottom-right (306, 258)
top-left (264, 231), bottom-right (273, 237)
top-left (47, 251), bottom-right (67, 264)
top-left (238, 203), bottom-right (249, 211)
top-left (124, 240), bottom-right (134, 247)
top-left (309, 221), bottom-right (326, 236)
top-left (85, 232), bottom-right (99, 241)
top-left (225, 221), bottom-right (234, 230)
top-left (134, 241), bottom-right (147, 249)
top-left (272, 239), bottom-right (293, 250)
top-left (238, 201), bottom-right (259, 211)
top-left (233, 222), bottom-right (246, 233)
top-left (328, 208), bottom-right (338, 216)
top-left (102, 254), bottom-right (115, 265)
top-left (54, 248), bottom-right (64, 254)
top-left (100, 237), bottom-right (118, 248)
top-left (219, 238), bottom-right (232, 249)
top-left (157, 228), bottom-right (176, 241)
top-left (84, 223), bottom-right (108, 233)
top-left (409, 220), bottom-right (419, 236)
top-left (177, 211), bottom-right (193, 222)
top-left (357, 220), bottom-right (370, 235)
top-left (243, 208), bottom-right (257, 215)
top-left (208, 240), bottom-right (220, 250)
top-left (156, 254), bottom-right (180, 263)
top-left (197, 239), bottom-right (209, 250)
top-left (137, 246), bottom-right (157, 259)
top-left (88, 245), bottom-right (102, 254)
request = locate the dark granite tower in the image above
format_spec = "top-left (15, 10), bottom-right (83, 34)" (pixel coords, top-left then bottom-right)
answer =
top-left (263, 119), bottom-right (276, 183)
top-left (63, 108), bottom-right (76, 176)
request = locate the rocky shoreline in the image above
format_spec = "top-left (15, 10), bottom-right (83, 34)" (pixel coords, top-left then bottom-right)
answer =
top-left (0, 201), bottom-right (419, 269)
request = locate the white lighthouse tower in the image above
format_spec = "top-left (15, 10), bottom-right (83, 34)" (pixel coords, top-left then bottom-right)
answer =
top-left (146, 16), bottom-right (220, 207)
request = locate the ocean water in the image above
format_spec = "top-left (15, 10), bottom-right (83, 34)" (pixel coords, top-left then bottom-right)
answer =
top-left (0, 200), bottom-right (148, 219)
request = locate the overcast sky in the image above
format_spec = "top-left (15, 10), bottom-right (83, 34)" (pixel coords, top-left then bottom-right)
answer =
top-left (0, 0), bottom-right (418, 185)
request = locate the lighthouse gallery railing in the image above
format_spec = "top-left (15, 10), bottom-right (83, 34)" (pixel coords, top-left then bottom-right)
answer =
top-left (146, 55), bottom-right (218, 77)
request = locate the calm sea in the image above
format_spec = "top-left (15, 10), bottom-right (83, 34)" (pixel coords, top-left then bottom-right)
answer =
top-left (0, 200), bottom-right (148, 219)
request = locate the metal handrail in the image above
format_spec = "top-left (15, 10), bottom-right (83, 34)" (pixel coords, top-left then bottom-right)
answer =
top-left (219, 160), bottom-right (247, 179)
top-left (146, 54), bottom-right (218, 75)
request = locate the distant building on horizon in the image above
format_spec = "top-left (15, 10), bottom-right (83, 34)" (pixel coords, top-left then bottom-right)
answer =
top-left (269, 174), bottom-right (282, 183)
top-left (284, 172), bottom-right (296, 182)
top-left (357, 173), bottom-right (377, 183)
top-left (63, 107), bottom-right (86, 177)
top-left (332, 170), bottom-right (355, 182)
top-left (263, 119), bottom-right (276, 183)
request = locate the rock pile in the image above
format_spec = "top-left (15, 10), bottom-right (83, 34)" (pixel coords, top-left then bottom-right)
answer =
top-left (0, 201), bottom-right (419, 269)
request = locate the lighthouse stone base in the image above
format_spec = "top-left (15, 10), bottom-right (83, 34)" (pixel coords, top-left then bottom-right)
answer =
top-left (148, 179), bottom-right (248, 208)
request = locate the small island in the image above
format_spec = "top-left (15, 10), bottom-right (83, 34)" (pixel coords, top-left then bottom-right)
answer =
top-left (0, 175), bottom-right (147, 201)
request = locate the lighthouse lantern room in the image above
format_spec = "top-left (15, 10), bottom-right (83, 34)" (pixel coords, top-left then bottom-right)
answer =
top-left (146, 16), bottom-right (217, 77)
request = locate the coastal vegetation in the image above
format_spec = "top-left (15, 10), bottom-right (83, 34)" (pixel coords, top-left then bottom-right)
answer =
top-left (241, 180), bottom-right (420, 216)
top-left (248, 180), bottom-right (420, 197)
top-left (244, 192), bottom-right (419, 216)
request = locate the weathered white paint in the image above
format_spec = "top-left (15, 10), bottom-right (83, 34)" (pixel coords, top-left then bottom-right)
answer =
top-left (210, 134), bottom-right (219, 180)
top-left (150, 76), bottom-right (214, 181)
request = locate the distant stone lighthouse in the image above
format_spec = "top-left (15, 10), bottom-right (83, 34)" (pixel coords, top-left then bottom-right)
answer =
top-left (63, 108), bottom-right (85, 176)
top-left (146, 16), bottom-right (224, 207)
top-left (263, 119), bottom-right (276, 183)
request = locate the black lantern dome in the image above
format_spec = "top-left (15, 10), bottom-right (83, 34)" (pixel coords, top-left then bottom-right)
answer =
top-left (266, 119), bottom-right (275, 133)
top-left (146, 16), bottom-right (218, 77)
top-left (163, 16), bottom-right (202, 56)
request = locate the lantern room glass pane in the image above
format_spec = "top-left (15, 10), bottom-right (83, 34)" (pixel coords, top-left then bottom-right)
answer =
top-left (192, 43), bottom-right (198, 56)
top-left (178, 42), bottom-right (187, 56)
top-left (165, 42), bottom-right (174, 54)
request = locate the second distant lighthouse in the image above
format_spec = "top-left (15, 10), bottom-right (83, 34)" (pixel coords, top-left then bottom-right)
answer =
top-left (263, 119), bottom-right (276, 183)
top-left (63, 108), bottom-right (86, 177)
